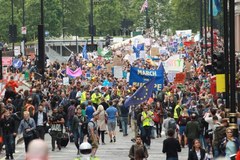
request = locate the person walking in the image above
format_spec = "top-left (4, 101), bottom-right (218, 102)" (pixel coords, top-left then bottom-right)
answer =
top-left (0, 110), bottom-right (16, 160)
top-left (128, 135), bottom-right (148, 160)
top-left (106, 101), bottom-right (118, 143)
top-left (96, 105), bottom-right (107, 144)
top-left (48, 108), bottom-right (65, 151)
top-left (219, 127), bottom-right (240, 159)
top-left (162, 129), bottom-right (181, 160)
top-left (33, 104), bottom-right (48, 140)
top-left (119, 99), bottom-right (129, 136)
top-left (18, 111), bottom-right (36, 152)
top-left (141, 104), bottom-right (153, 149)
top-left (72, 107), bottom-right (87, 155)
top-left (188, 139), bottom-right (206, 160)
top-left (185, 113), bottom-right (200, 151)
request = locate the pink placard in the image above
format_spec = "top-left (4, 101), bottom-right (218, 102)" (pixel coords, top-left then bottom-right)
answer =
top-left (2, 57), bottom-right (13, 66)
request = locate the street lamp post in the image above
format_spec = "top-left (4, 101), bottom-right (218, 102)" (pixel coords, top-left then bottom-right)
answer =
top-left (37, 0), bottom-right (45, 80)
top-left (229, 0), bottom-right (237, 135)
top-left (224, 0), bottom-right (230, 115)
top-left (11, 0), bottom-right (14, 51)
top-left (22, 0), bottom-right (25, 56)
top-left (90, 0), bottom-right (94, 50)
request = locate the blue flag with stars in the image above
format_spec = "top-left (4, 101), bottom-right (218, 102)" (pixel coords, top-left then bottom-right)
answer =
top-left (124, 77), bottom-right (155, 107)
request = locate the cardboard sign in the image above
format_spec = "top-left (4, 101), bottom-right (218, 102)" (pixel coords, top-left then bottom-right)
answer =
top-left (113, 56), bottom-right (123, 66)
top-left (150, 47), bottom-right (159, 56)
top-left (106, 63), bottom-right (113, 73)
top-left (2, 57), bottom-right (13, 66)
top-left (174, 72), bottom-right (186, 84)
top-left (63, 77), bottom-right (69, 85)
top-left (114, 66), bottom-right (123, 79)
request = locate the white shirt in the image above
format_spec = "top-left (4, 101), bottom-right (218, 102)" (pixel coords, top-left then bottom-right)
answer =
top-left (37, 112), bottom-right (44, 126)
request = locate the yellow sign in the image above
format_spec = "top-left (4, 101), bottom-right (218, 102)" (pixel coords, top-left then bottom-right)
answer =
top-left (216, 74), bottom-right (225, 92)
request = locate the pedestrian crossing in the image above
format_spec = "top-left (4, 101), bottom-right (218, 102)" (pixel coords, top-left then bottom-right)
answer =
top-left (0, 127), bottom-right (189, 160)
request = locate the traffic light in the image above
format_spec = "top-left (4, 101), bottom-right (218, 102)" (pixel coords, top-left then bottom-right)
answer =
top-left (9, 25), bottom-right (17, 43)
top-left (212, 52), bottom-right (225, 74)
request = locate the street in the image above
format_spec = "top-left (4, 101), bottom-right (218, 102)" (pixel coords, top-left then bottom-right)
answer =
top-left (0, 127), bottom-right (189, 160)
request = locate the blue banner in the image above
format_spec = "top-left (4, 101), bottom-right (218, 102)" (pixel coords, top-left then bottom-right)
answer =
top-left (129, 67), bottom-right (164, 91)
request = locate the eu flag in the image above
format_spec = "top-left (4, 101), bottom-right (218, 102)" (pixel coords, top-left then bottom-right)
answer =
top-left (124, 78), bottom-right (155, 107)
top-left (82, 43), bottom-right (88, 60)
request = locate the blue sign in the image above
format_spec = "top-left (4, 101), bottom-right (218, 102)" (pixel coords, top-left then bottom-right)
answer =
top-left (13, 59), bottom-right (23, 69)
top-left (129, 67), bottom-right (164, 91)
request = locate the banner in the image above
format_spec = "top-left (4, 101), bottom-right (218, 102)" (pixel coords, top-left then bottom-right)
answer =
top-left (162, 55), bottom-right (184, 73)
top-left (129, 67), bottom-right (164, 91)
top-left (2, 57), bottom-right (13, 66)
top-left (66, 67), bottom-right (82, 77)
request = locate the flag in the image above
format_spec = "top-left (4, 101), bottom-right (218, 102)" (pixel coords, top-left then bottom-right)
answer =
top-left (140, 0), bottom-right (148, 13)
top-left (133, 44), bottom-right (144, 58)
top-left (209, 0), bottom-right (221, 16)
top-left (124, 77), bottom-right (155, 107)
top-left (66, 66), bottom-right (82, 77)
top-left (82, 43), bottom-right (88, 60)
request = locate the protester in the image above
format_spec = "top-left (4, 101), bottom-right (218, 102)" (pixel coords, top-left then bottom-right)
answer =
top-left (219, 127), bottom-right (240, 159)
top-left (128, 135), bottom-right (148, 160)
top-left (141, 104), bottom-right (153, 149)
top-left (88, 111), bottom-right (99, 158)
top-left (188, 139), bottom-right (206, 160)
top-left (0, 110), bottom-right (16, 160)
top-left (162, 129), bottom-right (181, 160)
top-left (106, 101), bottom-right (118, 143)
top-left (18, 111), bottom-right (36, 152)
top-left (72, 107), bottom-right (87, 154)
top-left (48, 107), bottom-right (65, 151)
top-left (185, 113), bottom-right (200, 151)
top-left (33, 104), bottom-right (48, 140)
top-left (96, 105), bottom-right (107, 144)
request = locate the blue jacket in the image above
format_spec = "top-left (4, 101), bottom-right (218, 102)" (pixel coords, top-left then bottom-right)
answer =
top-left (219, 137), bottom-right (240, 156)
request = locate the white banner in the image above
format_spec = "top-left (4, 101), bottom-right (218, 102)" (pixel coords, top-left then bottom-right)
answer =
top-left (114, 66), bottom-right (123, 79)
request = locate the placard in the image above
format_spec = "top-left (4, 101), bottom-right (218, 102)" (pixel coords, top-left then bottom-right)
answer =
top-left (114, 66), bottom-right (123, 79)
top-left (2, 57), bottom-right (13, 66)
top-left (174, 72), bottom-right (186, 84)
top-left (63, 77), bottom-right (69, 85)
top-left (150, 47), bottom-right (159, 56)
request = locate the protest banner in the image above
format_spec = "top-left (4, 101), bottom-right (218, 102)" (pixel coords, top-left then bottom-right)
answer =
top-left (2, 57), bottom-right (13, 66)
top-left (140, 51), bottom-right (146, 59)
top-left (129, 67), bottom-right (164, 91)
top-left (176, 30), bottom-right (192, 37)
top-left (174, 72), bottom-right (186, 84)
top-left (162, 55), bottom-right (184, 73)
top-left (150, 47), bottom-right (159, 56)
top-left (114, 66), bottom-right (123, 79)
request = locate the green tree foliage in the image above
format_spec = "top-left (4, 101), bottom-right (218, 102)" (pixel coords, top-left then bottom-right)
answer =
top-left (171, 0), bottom-right (201, 33)
top-left (0, 0), bottom-right (208, 43)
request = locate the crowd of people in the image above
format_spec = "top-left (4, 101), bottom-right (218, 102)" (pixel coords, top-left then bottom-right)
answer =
top-left (0, 32), bottom-right (240, 160)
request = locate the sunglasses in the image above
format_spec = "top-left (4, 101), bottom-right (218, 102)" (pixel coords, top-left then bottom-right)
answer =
top-left (143, 108), bottom-right (148, 109)
top-left (227, 132), bottom-right (232, 133)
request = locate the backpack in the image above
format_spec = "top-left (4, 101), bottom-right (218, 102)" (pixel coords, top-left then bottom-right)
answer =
top-left (168, 118), bottom-right (176, 130)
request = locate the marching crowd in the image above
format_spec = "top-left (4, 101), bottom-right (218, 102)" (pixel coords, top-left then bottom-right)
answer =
top-left (0, 34), bottom-right (240, 160)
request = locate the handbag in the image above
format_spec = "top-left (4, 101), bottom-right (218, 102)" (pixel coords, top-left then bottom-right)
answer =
top-left (25, 120), bottom-right (39, 139)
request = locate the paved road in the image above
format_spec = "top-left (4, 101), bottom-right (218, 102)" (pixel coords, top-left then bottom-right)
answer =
top-left (0, 126), bottom-right (189, 160)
